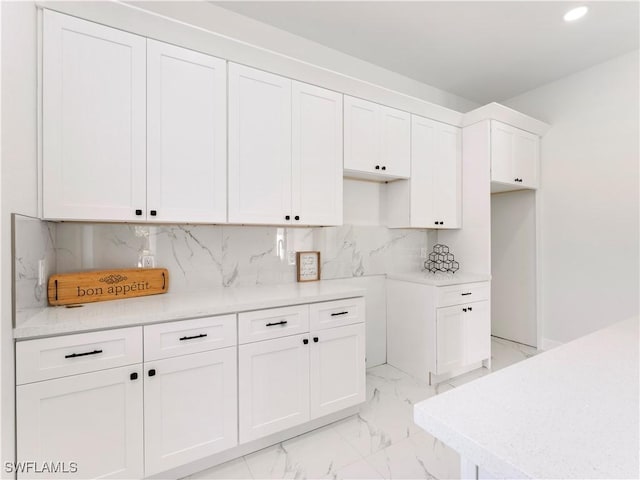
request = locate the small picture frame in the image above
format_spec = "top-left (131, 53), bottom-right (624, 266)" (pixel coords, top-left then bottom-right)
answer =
top-left (296, 251), bottom-right (321, 282)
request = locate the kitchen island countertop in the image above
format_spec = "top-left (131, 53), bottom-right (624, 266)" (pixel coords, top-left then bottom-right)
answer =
top-left (414, 317), bottom-right (639, 479)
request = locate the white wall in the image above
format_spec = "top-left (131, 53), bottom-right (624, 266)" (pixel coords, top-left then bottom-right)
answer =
top-left (1, 1), bottom-right (39, 466)
top-left (491, 190), bottom-right (537, 347)
top-left (505, 50), bottom-right (640, 344)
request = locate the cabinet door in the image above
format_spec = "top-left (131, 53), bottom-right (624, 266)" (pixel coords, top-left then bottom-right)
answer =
top-left (379, 105), bottom-right (411, 178)
top-left (344, 96), bottom-right (380, 174)
top-left (436, 305), bottom-right (465, 374)
top-left (228, 64), bottom-right (292, 224)
top-left (491, 121), bottom-right (539, 189)
top-left (464, 301), bottom-right (491, 365)
top-left (239, 334), bottom-right (310, 443)
top-left (147, 40), bottom-right (227, 223)
top-left (513, 129), bottom-right (539, 188)
top-left (42, 11), bottom-right (146, 221)
top-left (310, 323), bottom-right (365, 419)
top-left (292, 82), bottom-right (343, 226)
top-left (16, 365), bottom-right (143, 479)
top-left (434, 123), bottom-right (462, 228)
top-left (144, 348), bottom-right (237, 476)
top-left (410, 115), bottom-right (438, 227)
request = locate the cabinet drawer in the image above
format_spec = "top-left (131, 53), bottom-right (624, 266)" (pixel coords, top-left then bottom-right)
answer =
top-left (309, 297), bottom-right (365, 331)
top-left (144, 315), bottom-right (236, 361)
top-left (238, 305), bottom-right (309, 344)
top-left (16, 327), bottom-right (142, 385)
top-left (437, 282), bottom-right (490, 308)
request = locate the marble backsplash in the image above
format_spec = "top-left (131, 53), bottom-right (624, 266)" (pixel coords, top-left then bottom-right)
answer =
top-left (14, 215), bottom-right (430, 316)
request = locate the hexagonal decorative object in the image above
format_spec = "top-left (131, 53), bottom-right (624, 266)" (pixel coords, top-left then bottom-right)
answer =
top-left (424, 244), bottom-right (458, 274)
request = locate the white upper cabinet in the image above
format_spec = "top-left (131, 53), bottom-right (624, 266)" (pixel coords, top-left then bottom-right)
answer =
top-left (228, 64), bottom-right (293, 225)
top-left (292, 81), bottom-right (343, 226)
top-left (43, 11), bottom-right (228, 223)
top-left (344, 96), bottom-right (410, 181)
top-left (379, 105), bottom-right (411, 178)
top-left (43, 10), bottom-right (146, 221)
top-left (386, 115), bottom-right (461, 229)
top-left (490, 120), bottom-right (539, 191)
top-left (229, 64), bottom-right (343, 226)
top-left (147, 40), bottom-right (227, 223)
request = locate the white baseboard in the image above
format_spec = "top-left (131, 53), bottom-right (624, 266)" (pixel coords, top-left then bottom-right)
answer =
top-left (541, 337), bottom-right (564, 351)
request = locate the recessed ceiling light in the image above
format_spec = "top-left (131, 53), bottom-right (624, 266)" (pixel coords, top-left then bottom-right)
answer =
top-left (564, 6), bottom-right (589, 22)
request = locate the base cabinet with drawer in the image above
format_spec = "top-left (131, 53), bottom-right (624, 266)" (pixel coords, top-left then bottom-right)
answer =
top-left (238, 299), bottom-right (366, 444)
top-left (15, 296), bottom-right (365, 479)
top-left (16, 327), bottom-right (145, 479)
top-left (387, 279), bottom-right (491, 382)
top-left (143, 314), bottom-right (238, 476)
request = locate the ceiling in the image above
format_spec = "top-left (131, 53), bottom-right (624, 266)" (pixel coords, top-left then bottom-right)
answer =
top-left (214, 1), bottom-right (640, 104)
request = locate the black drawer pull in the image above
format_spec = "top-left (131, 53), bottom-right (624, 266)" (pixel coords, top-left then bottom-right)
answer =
top-left (468, 307), bottom-right (473, 312)
top-left (303, 338), bottom-right (309, 345)
top-left (461, 292), bottom-right (472, 296)
top-left (313, 337), bottom-right (319, 343)
top-left (179, 333), bottom-right (208, 341)
top-left (148, 369), bottom-right (156, 377)
top-left (65, 349), bottom-right (102, 359)
top-left (266, 320), bottom-right (288, 327)
top-left (130, 372), bottom-right (138, 381)
top-left (330, 311), bottom-right (349, 317)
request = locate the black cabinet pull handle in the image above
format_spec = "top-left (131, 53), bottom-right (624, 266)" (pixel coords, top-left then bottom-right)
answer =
top-left (375, 165), bottom-right (380, 170)
top-left (266, 320), bottom-right (288, 327)
top-left (179, 333), bottom-right (208, 341)
top-left (294, 215), bottom-right (300, 221)
top-left (285, 215), bottom-right (290, 220)
top-left (468, 307), bottom-right (473, 312)
top-left (461, 292), bottom-right (472, 296)
top-left (162, 272), bottom-right (166, 290)
top-left (381, 166), bottom-right (386, 171)
top-left (462, 308), bottom-right (467, 312)
top-left (150, 210), bottom-right (157, 216)
top-left (135, 209), bottom-right (142, 216)
top-left (148, 369), bottom-right (156, 377)
top-left (65, 349), bottom-right (102, 359)
top-left (330, 311), bottom-right (349, 317)
top-left (130, 372), bottom-right (138, 381)
top-left (313, 337), bottom-right (319, 343)
top-left (434, 221), bottom-right (439, 225)
top-left (303, 338), bottom-right (309, 345)
top-left (439, 221), bottom-right (444, 225)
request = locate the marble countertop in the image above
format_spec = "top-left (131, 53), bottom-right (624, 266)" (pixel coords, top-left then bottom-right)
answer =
top-left (414, 317), bottom-right (639, 479)
top-left (386, 271), bottom-right (490, 286)
top-left (14, 281), bottom-right (366, 340)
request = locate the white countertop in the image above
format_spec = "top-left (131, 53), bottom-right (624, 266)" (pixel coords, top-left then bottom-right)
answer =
top-left (414, 317), bottom-right (639, 479)
top-left (14, 281), bottom-right (365, 340)
top-left (386, 271), bottom-right (490, 286)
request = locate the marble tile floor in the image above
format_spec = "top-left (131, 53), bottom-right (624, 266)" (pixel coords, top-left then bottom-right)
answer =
top-left (185, 337), bottom-right (538, 480)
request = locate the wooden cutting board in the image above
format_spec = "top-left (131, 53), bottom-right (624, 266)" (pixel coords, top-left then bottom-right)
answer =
top-left (48, 268), bottom-right (169, 306)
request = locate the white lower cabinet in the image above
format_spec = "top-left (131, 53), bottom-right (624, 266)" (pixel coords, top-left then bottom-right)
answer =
top-left (15, 296), bottom-right (365, 478)
top-left (387, 279), bottom-right (491, 382)
top-left (310, 323), bottom-right (366, 419)
top-left (239, 334), bottom-right (311, 443)
top-left (16, 365), bottom-right (144, 479)
top-left (239, 298), bottom-right (366, 444)
top-left (144, 347), bottom-right (237, 476)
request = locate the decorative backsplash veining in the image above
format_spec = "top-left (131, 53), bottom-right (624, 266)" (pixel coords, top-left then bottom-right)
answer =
top-left (14, 214), bottom-right (430, 320)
